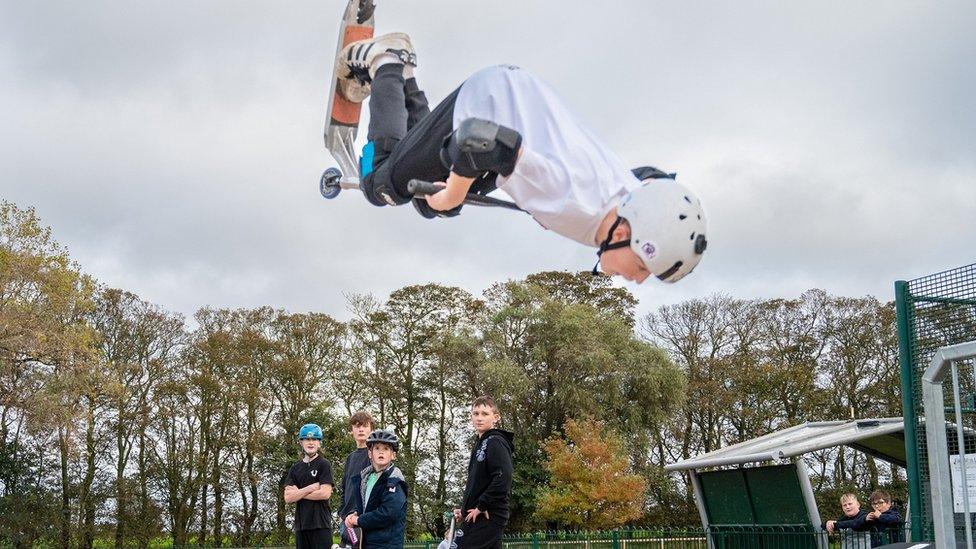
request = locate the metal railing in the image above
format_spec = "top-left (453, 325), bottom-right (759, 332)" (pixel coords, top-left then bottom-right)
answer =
top-left (110, 526), bottom-right (910, 549)
top-left (400, 526), bottom-right (907, 549)
top-left (923, 340), bottom-right (976, 547)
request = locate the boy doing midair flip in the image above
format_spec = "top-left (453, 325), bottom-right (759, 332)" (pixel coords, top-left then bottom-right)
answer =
top-left (335, 32), bottom-right (708, 284)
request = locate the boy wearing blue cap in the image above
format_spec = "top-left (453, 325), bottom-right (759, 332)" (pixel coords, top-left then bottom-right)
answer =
top-left (283, 423), bottom-right (335, 549)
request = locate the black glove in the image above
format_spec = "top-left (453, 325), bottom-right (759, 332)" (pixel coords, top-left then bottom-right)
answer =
top-left (412, 197), bottom-right (462, 219)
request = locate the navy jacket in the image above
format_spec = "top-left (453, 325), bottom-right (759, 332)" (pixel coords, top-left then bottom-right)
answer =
top-left (864, 508), bottom-right (904, 546)
top-left (832, 509), bottom-right (870, 531)
top-left (352, 464), bottom-right (409, 549)
top-left (831, 507), bottom-right (904, 546)
top-left (340, 448), bottom-right (370, 519)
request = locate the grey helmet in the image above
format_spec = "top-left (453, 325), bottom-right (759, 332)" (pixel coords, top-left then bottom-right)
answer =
top-left (366, 428), bottom-right (399, 452)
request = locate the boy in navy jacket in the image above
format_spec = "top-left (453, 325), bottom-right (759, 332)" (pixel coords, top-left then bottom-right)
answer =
top-left (344, 429), bottom-right (408, 549)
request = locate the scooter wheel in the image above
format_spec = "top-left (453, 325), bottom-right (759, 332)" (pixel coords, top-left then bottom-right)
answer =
top-left (320, 167), bottom-right (343, 199)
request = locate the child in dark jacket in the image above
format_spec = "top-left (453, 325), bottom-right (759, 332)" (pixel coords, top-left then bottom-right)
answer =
top-left (344, 429), bottom-right (408, 549)
top-left (864, 490), bottom-right (904, 546)
top-left (826, 493), bottom-right (870, 534)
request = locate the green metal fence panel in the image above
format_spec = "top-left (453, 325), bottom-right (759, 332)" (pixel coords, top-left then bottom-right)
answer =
top-left (895, 262), bottom-right (976, 541)
top-left (745, 466), bottom-right (810, 525)
top-left (698, 469), bottom-right (755, 524)
top-left (405, 527), bottom-right (906, 549)
top-left (696, 464), bottom-right (813, 529)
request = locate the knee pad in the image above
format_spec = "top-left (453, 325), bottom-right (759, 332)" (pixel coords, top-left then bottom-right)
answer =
top-left (362, 169), bottom-right (411, 207)
top-left (440, 118), bottom-right (522, 178)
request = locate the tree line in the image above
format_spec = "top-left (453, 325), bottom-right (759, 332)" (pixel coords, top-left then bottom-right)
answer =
top-left (1, 201), bottom-right (907, 547)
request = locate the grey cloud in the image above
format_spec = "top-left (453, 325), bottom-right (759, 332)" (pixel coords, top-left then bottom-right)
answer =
top-left (1, 1), bottom-right (973, 321)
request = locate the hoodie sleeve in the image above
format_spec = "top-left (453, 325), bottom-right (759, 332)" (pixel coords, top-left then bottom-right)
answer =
top-left (835, 511), bottom-right (867, 530)
top-left (357, 481), bottom-right (407, 530)
top-left (876, 508), bottom-right (903, 526)
top-left (476, 436), bottom-right (513, 512)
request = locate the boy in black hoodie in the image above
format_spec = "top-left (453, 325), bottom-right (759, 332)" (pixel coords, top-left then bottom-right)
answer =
top-left (453, 396), bottom-right (514, 549)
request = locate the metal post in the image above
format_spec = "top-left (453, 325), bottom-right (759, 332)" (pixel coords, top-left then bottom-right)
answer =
top-left (689, 471), bottom-right (715, 549)
top-left (951, 361), bottom-right (974, 547)
top-left (794, 460), bottom-right (827, 549)
top-left (895, 280), bottom-right (924, 541)
top-left (923, 348), bottom-right (954, 546)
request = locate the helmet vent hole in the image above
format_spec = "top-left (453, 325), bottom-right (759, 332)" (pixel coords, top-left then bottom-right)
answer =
top-left (683, 196), bottom-right (692, 204)
top-left (690, 232), bottom-right (696, 240)
top-left (679, 214), bottom-right (687, 220)
top-left (697, 214), bottom-right (701, 220)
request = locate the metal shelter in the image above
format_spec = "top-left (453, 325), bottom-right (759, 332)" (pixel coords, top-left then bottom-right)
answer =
top-left (666, 418), bottom-right (909, 543)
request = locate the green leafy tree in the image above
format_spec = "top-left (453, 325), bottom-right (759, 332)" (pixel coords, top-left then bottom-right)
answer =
top-left (480, 273), bottom-right (683, 529)
top-left (349, 284), bottom-right (482, 536)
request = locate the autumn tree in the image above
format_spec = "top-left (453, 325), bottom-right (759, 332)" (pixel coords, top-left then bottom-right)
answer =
top-left (92, 288), bottom-right (184, 548)
top-left (266, 310), bottom-right (346, 541)
top-left (0, 202), bottom-right (97, 549)
top-left (536, 418), bottom-right (646, 529)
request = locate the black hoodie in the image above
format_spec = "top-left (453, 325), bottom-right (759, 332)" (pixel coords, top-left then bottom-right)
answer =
top-left (462, 428), bottom-right (515, 519)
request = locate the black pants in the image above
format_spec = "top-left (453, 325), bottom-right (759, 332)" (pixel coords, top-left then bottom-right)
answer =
top-left (362, 64), bottom-right (495, 206)
top-left (454, 514), bottom-right (507, 549)
top-left (296, 527), bottom-right (331, 549)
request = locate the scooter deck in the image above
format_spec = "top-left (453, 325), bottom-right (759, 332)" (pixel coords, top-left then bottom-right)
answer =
top-left (323, 0), bottom-right (375, 181)
top-left (317, 1), bottom-right (523, 215)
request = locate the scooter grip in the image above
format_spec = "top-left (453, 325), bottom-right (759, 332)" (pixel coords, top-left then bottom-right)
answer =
top-left (407, 179), bottom-right (443, 196)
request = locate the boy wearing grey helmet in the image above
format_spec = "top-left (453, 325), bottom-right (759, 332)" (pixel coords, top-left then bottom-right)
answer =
top-left (343, 429), bottom-right (409, 549)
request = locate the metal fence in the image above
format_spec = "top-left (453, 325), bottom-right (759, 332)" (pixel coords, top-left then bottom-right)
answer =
top-left (153, 525), bottom-right (906, 549)
top-left (156, 526), bottom-right (909, 549)
top-left (399, 526), bottom-right (907, 549)
top-left (895, 262), bottom-right (976, 541)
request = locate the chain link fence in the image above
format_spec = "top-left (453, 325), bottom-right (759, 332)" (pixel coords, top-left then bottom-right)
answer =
top-left (896, 262), bottom-right (976, 541)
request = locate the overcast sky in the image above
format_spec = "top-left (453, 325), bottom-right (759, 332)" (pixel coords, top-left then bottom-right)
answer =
top-left (2, 1), bottom-right (973, 322)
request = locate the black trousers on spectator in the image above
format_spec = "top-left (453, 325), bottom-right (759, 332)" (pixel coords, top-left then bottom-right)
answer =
top-left (454, 514), bottom-right (507, 549)
top-left (295, 527), bottom-right (330, 549)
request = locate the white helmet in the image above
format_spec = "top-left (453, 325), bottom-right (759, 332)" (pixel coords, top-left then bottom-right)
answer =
top-left (615, 174), bottom-right (708, 283)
